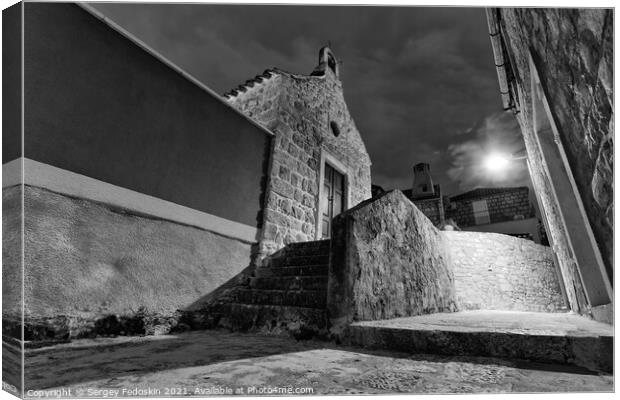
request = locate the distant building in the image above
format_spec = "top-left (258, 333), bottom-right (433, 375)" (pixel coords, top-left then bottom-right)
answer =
top-left (411, 162), bottom-right (437, 198)
top-left (445, 187), bottom-right (540, 243)
top-left (399, 163), bottom-right (541, 243)
top-left (402, 163), bottom-right (445, 226)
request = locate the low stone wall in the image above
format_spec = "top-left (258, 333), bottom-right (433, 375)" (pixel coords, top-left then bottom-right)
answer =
top-left (327, 190), bottom-right (457, 336)
top-left (460, 217), bottom-right (541, 244)
top-left (2, 185), bottom-right (256, 338)
top-left (445, 231), bottom-right (566, 312)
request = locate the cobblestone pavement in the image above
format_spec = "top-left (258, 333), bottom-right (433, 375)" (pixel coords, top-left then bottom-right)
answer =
top-left (24, 330), bottom-right (612, 395)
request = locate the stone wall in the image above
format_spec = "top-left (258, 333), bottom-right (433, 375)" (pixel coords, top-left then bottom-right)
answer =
top-left (327, 190), bottom-right (457, 336)
top-left (412, 198), bottom-right (443, 226)
top-left (226, 58), bottom-right (372, 257)
top-left (496, 9), bottom-right (613, 316)
top-left (2, 185), bottom-right (255, 332)
top-left (447, 187), bottom-right (532, 228)
top-left (445, 231), bottom-right (566, 312)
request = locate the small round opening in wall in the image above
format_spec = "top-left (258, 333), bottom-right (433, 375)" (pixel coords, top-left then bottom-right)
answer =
top-left (330, 121), bottom-right (341, 137)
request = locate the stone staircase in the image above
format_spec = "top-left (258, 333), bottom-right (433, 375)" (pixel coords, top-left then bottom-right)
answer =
top-left (195, 239), bottom-right (331, 338)
top-left (180, 233), bottom-right (613, 373)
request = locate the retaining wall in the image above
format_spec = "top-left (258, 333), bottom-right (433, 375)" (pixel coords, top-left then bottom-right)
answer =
top-left (445, 231), bottom-right (566, 312)
top-left (2, 185), bottom-right (256, 337)
top-left (327, 190), bottom-right (457, 336)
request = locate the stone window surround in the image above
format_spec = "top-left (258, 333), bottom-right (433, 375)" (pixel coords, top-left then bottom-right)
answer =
top-left (528, 52), bottom-right (612, 306)
top-left (315, 150), bottom-right (351, 240)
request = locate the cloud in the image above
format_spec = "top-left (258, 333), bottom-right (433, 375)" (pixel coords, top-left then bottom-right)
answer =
top-left (446, 111), bottom-right (530, 193)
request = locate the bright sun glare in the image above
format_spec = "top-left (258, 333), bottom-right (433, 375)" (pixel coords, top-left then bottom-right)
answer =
top-left (484, 153), bottom-right (510, 172)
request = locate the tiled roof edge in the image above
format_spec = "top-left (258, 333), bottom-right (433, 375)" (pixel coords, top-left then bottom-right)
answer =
top-left (223, 69), bottom-right (278, 99)
top-left (223, 67), bottom-right (328, 100)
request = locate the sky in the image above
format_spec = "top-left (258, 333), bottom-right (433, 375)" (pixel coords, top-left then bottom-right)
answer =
top-left (93, 3), bottom-right (531, 196)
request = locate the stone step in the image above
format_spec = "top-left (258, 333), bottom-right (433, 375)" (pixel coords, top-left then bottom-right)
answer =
top-left (202, 303), bottom-right (329, 339)
top-left (249, 276), bottom-right (327, 291)
top-left (282, 246), bottom-right (330, 257)
top-left (233, 288), bottom-right (327, 309)
top-left (267, 254), bottom-right (330, 268)
top-left (285, 239), bottom-right (331, 250)
top-left (281, 242), bottom-right (331, 257)
top-left (179, 302), bottom-right (328, 339)
top-left (253, 264), bottom-right (328, 278)
top-left (345, 310), bottom-right (613, 373)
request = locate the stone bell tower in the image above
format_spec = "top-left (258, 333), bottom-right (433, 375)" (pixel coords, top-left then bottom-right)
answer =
top-left (412, 162), bottom-right (436, 199)
top-left (311, 46), bottom-right (339, 79)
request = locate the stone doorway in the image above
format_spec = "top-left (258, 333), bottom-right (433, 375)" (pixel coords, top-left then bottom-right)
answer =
top-left (320, 163), bottom-right (345, 239)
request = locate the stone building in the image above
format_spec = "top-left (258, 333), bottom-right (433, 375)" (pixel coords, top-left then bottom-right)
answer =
top-left (399, 163), bottom-right (539, 241)
top-left (446, 187), bottom-right (541, 243)
top-left (224, 48), bottom-right (372, 257)
top-left (486, 8), bottom-right (613, 321)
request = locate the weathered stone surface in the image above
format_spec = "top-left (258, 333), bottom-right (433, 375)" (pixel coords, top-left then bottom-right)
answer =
top-left (412, 198), bottom-right (444, 226)
top-left (2, 185), bottom-right (255, 335)
top-left (327, 190), bottom-right (457, 337)
top-left (227, 60), bottom-right (372, 258)
top-left (445, 231), bottom-right (566, 312)
top-left (3, 308), bottom-right (186, 342)
top-left (497, 9), bottom-right (613, 316)
top-left (348, 310), bottom-right (613, 373)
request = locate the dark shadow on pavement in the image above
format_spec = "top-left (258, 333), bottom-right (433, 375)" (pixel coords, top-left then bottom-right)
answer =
top-left (24, 329), bottom-right (605, 390)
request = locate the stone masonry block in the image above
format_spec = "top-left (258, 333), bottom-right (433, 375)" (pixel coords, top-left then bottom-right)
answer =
top-left (327, 190), bottom-right (457, 337)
